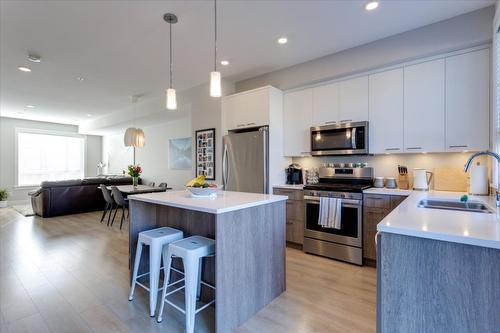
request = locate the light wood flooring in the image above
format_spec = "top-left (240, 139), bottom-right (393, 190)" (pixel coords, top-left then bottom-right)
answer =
top-left (0, 207), bottom-right (376, 333)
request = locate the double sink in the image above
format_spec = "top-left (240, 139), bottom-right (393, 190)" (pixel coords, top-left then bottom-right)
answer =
top-left (418, 199), bottom-right (495, 214)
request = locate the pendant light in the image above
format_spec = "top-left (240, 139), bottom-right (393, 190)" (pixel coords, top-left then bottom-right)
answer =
top-left (210, 0), bottom-right (221, 97)
top-left (164, 13), bottom-right (178, 110)
top-left (124, 95), bottom-right (145, 149)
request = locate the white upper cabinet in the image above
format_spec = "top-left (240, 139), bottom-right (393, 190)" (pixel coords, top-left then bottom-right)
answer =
top-left (283, 89), bottom-right (313, 156)
top-left (445, 49), bottom-right (490, 152)
top-left (369, 68), bottom-right (404, 154)
top-left (404, 59), bottom-right (445, 153)
top-left (222, 87), bottom-right (270, 131)
top-left (312, 82), bottom-right (339, 126)
top-left (338, 76), bottom-right (369, 123)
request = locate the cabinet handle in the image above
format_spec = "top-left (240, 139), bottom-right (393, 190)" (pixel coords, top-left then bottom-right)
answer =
top-left (236, 124), bottom-right (246, 127)
top-left (325, 121), bottom-right (337, 124)
top-left (449, 145), bottom-right (468, 148)
top-left (385, 148), bottom-right (400, 151)
top-left (246, 122), bottom-right (256, 126)
top-left (340, 119), bottom-right (352, 123)
top-left (406, 147), bottom-right (422, 150)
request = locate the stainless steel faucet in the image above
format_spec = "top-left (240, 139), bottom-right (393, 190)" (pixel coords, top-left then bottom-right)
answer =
top-left (464, 151), bottom-right (500, 206)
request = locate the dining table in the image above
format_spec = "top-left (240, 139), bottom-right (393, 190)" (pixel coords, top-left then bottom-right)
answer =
top-left (105, 185), bottom-right (171, 195)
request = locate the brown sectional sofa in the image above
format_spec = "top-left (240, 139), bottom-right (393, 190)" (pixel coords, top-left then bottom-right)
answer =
top-left (29, 176), bottom-right (135, 217)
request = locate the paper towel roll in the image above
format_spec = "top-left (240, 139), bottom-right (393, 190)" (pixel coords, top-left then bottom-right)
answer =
top-left (469, 165), bottom-right (488, 195)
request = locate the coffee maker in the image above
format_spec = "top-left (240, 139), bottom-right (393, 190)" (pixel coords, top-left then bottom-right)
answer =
top-left (286, 163), bottom-right (303, 185)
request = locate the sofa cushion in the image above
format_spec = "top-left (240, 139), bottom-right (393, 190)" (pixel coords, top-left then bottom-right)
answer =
top-left (41, 179), bottom-right (82, 188)
top-left (82, 177), bottom-right (108, 185)
top-left (106, 176), bottom-right (133, 184)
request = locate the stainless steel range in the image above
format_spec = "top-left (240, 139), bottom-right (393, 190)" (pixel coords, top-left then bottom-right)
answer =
top-left (303, 166), bottom-right (373, 265)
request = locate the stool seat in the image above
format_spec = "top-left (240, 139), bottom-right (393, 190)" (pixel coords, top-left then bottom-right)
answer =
top-left (129, 227), bottom-right (184, 317)
top-left (138, 227), bottom-right (183, 244)
top-left (169, 235), bottom-right (215, 258)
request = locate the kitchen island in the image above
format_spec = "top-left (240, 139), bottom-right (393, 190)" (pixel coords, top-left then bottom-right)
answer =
top-left (376, 191), bottom-right (500, 332)
top-left (127, 190), bottom-right (287, 333)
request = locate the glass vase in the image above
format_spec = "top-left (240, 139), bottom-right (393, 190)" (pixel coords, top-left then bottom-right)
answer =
top-left (133, 176), bottom-right (139, 188)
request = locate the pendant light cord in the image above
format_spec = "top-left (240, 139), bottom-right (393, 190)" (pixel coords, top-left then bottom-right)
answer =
top-left (169, 21), bottom-right (173, 88)
top-left (214, 0), bottom-right (217, 72)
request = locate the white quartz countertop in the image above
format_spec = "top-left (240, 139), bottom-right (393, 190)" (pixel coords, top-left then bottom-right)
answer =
top-left (363, 187), bottom-right (413, 196)
top-left (128, 190), bottom-right (287, 214)
top-left (377, 191), bottom-right (500, 249)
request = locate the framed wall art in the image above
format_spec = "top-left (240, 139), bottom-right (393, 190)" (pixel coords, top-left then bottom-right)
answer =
top-left (168, 137), bottom-right (192, 170)
top-left (195, 128), bottom-right (215, 180)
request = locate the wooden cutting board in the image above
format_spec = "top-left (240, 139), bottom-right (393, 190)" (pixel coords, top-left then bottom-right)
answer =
top-left (433, 167), bottom-right (468, 192)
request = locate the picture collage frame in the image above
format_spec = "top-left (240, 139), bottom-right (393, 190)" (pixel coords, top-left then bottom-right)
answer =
top-left (195, 128), bottom-right (215, 180)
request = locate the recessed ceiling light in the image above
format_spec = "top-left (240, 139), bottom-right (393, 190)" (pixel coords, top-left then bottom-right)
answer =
top-left (17, 66), bottom-right (32, 72)
top-left (365, 1), bottom-right (379, 11)
top-left (86, 114), bottom-right (92, 117)
top-left (277, 37), bottom-right (288, 44)
top-left (220, 60), bottom-right (229, 66)
top-left (25, 105), bottom-right (35, 108)
top-left (27, 54), bottom-right (41, 63)
top-left (76, 76), bottom-right (85, 81)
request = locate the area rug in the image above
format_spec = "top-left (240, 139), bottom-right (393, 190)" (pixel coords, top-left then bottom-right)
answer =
top-left (11, 205), bottom-right (35, 217)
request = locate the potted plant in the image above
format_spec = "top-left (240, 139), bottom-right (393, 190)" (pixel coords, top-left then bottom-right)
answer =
top-left (0, 189), bottom-right (8, 208)
top-left (127, 165), bottom-right (142, 188)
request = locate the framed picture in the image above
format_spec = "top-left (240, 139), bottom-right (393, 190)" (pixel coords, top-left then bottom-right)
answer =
top-left (169, 137), bottom-right (192, 170)
top-left (195, 128), bottom-right (215, 180)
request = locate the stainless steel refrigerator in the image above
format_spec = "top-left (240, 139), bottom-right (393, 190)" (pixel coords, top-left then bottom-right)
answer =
top-left (222, 126), bottom-right (269, 194)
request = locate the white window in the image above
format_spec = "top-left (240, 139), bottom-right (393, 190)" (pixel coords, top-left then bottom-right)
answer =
top-left (16, 129), bottom-right (85, 186)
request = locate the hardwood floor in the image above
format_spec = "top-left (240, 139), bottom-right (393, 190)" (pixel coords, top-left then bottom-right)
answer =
top-left (0, 207), bottom-right (376, 333)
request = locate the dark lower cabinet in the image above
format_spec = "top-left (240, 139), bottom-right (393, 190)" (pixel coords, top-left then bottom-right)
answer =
top-left (363, 193), bottom-right (407, 265)
top-left (274, 188), bottom-right (304, 245)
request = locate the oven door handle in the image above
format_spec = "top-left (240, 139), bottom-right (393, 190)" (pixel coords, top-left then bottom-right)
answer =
top-left (351, 127), bottom-right (357, 149)
top-left (304, 196), bottom-right (361, 206)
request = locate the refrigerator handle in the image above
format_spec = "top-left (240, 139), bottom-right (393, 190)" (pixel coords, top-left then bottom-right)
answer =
top-left (222, 142), bottom-right (228, 189)
top-left (261, 127), bottom-right (269, 194)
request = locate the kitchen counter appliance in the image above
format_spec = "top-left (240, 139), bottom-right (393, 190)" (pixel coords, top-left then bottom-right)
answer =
top-left (303, 166), bottom-right (373, 265)
top-left (310, 121), bottom-right (368, 156)
top-left (286, 163), bottom-right (303, 185)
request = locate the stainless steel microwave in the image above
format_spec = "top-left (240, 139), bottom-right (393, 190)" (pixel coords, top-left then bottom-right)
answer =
top-left (310, 121), bottom-right (368, 156)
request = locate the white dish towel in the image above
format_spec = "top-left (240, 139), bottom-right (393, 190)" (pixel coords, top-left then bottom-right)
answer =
top-left (318, 197), bottom-right (342, 229)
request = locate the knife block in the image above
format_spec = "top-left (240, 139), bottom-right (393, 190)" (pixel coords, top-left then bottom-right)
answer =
top-left (398, 175), bottom-right (410, 190)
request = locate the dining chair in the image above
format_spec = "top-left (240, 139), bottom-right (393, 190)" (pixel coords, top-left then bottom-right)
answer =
top-left (111, 186), bottom-right (129, 230)
top-left (158, 183), bottom-right (168, 188)
top-left (99, 184), bottom-right (115, 226)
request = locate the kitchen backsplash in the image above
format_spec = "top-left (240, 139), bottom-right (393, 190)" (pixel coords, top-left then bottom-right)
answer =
top-left (293, 152), bottom-right (489, 180)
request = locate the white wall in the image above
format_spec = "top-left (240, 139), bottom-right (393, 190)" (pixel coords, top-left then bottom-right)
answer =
top-left (0, 116), bottom-right (102, 204)
top-left (102, 117), bottom-right (192, 189)
top-left (185, 81), bottom-right (235, 184)
top-left (236, 6), bottom-right (494, 92)
top-left (137, 117), bottom-right (192, 189)
top-left (101, 81), bottom-right (235, 189)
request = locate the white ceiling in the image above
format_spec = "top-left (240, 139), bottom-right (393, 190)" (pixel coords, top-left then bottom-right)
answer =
top-left (0, 0), bottom-right (494, 126)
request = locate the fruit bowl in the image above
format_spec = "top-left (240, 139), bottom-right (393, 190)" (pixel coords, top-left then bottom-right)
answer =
top-left (186, 185), bottom-right (221, 197)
